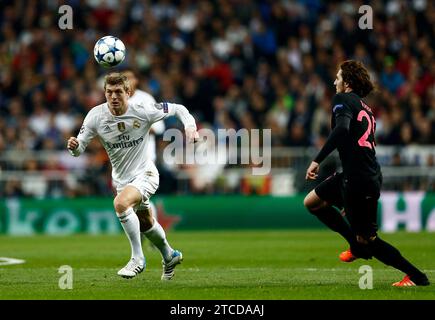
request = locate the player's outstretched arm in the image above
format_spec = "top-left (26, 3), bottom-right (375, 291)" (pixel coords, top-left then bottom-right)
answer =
top-left (153, 102), bottom-right (199, 143)
top-left (148, 102), bottom-right (199, 143)
top-left (173, 104), bottom-right (199, 143)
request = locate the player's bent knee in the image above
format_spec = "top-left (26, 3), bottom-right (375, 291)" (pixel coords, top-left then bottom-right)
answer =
top-left (304, 191), bottom-right (326, 212)
top-left (303, 193), bottom-right (315, 209)
top-left (113, 197), bottom-right (131, 215)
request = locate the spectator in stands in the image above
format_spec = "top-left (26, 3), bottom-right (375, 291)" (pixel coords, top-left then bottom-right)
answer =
top-left (380, 56), bottom-right (406, 95)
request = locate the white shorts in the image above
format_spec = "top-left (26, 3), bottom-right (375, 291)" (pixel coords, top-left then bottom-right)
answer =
top-left (115, 163), bottom-right (159, 211)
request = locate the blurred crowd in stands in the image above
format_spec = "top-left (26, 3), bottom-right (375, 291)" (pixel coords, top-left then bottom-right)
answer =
top-left (0, 0), bottom-right (434, 197)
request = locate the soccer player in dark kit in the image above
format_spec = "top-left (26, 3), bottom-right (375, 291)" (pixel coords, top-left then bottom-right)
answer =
top-left (304, 60), bottom-right (430, 287)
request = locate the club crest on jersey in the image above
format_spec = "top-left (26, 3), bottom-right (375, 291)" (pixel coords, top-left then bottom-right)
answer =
top-left (133, 120), bottom-right (141, 129)
top-left (117, 122), bottom-right (126, 132)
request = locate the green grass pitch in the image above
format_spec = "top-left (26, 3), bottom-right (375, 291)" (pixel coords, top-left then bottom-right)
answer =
top-left (0, 230), bottom-right (434, 299)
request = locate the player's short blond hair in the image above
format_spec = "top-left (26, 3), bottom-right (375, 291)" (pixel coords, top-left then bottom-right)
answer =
top-left (104, 72), bottom-right (131, 92)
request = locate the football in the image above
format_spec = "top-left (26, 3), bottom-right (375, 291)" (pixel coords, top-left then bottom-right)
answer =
top-left (93, 36), bottom-right (126, 68)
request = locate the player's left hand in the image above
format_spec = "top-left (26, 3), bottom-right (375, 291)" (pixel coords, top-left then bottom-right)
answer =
top-left (305, 161), bottom-right (320, 180)
top-left (185, 127), bottom-right (199, 143)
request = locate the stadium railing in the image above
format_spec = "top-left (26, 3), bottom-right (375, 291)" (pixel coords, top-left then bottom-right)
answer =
top-left (0, 146), bottom-right (434, 197)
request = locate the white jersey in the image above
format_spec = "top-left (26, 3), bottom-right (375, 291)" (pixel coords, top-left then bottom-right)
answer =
top-left (70, 101), bottom-right (196, 188)
top-left (128, 89), bottom-right (165, 162)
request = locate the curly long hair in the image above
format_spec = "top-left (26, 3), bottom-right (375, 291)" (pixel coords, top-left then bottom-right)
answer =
top-left (339, 60), bottom-right (375, 98)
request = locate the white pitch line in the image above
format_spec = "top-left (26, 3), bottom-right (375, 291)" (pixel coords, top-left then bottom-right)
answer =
top-left (0, 257), bottom-right (26, 266)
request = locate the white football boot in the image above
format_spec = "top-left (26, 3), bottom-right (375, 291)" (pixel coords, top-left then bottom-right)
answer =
top-left (161, 250), bottom-right (183, 280)
top-left (117, 257), bottom-right (145, 279)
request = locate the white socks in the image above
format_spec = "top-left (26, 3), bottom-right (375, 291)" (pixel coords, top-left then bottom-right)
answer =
top-left (143, 219), bottom-right (174, 262)
top-left (118, 207), bottom-right (144, 262)
top-left (118, 208), bottom-right (173, 263)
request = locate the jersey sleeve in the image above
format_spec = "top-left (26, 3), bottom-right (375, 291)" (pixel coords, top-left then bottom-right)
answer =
top-left (145, 102), bottom-right (196, 129)
top-left (141, 97), bottom-right (166, 134)
top-left (145, 102), bottom-right (172, 123)
top-left (69, 109), bottom-right (98, 157)
top-left (313, 115), bottom-right (351, 164)
top-left (150, 119), bottom-right (166, 134)
top-left (332, 94), bottom-right (353, 120)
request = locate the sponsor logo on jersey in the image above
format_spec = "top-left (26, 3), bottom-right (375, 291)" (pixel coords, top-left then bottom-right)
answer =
top-left (106, 136), bottom-right (144, 149)
top-left (79, 126), bottom-right (85, 134)
top-left (103, 125), bottom-right (111, 133)
top-left (133, 120), bottom-right (141, 129)
top-left (117, 122), bottom-right (126, 132)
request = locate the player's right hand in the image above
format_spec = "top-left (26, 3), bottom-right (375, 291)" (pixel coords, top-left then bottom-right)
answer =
top-left (67, 137), bottom-right (79, 151)
top-left (305, 161), bottom-right (319, 180)
top-left (185, 127), bottom-right (199, 144)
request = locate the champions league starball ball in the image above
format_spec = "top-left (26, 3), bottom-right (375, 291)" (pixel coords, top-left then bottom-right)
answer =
top-left (93, 36), bottom-right (126, 68)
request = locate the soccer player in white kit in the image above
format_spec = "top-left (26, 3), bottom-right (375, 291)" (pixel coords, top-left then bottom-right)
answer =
top-left (67, 73), bottom-right (198, 280)
top-left (123, 69), bottom-right (163, 234)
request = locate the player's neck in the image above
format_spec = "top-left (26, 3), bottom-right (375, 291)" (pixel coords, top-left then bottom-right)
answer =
top-left (344, 87), bottom-right (353, 93)
top-left (109, 104), bottom-right (128, 116)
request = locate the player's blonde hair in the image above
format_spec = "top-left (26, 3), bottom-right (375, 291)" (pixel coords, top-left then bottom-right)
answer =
top-left (104, 72), bottom-right (131, 93)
